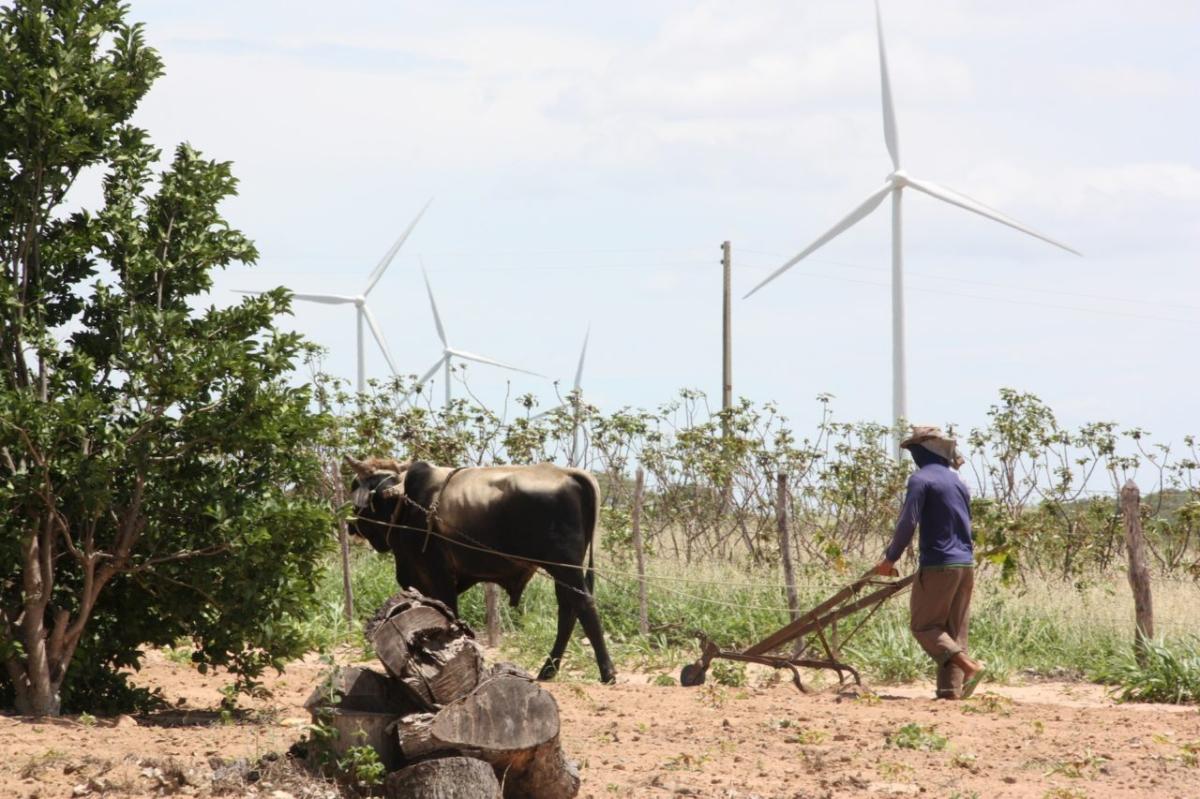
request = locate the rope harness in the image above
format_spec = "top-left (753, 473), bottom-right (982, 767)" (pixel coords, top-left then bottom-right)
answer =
top-left (422, 466), bottom-right (467, 554)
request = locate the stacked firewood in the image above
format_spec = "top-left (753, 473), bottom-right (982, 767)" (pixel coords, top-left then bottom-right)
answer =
top-left (304, 590), bottom-right (579, 799)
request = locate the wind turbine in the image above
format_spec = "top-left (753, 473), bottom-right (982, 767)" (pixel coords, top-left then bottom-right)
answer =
top-left (236, 198), bottom-right (432, 394)
top-left (536, 327), bottom-right (590, 465)
top-left (412, 267), bottom-right (544, 407)
top-left (744, 1), bottom-right (1079, 440)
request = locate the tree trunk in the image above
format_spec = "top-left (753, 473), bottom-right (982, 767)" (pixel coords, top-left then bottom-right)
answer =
top-left (385, 756), bottom-right (500, 799)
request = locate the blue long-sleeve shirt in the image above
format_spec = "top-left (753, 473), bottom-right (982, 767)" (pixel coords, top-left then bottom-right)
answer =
top-left (884, 456), bottom-right (974, 567)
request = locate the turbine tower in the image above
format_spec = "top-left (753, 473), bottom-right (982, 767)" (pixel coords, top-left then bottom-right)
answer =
top-left (236, 199), bottom-right (432, 394)
top-left (412, 267), bottom-right (544, 407)
top-left (536, 326), bottom-right (590, 465)
top-left (744, 1), bottom-right (1079, 440)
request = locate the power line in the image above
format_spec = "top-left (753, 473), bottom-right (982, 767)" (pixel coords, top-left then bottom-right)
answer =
top-left (739, 248), bottom-right (1200, 314)
top-left (737, 262), bottom-right (1198, 326)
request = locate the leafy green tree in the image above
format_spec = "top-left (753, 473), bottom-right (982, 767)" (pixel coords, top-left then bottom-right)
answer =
top-left (0, 0), bottom-right (331, 716)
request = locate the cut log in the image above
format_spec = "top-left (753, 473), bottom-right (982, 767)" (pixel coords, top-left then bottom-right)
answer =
top-left (303, 666), bottom-right (415, 772)
top-left (430, 674), bottom-right (579, 799)
top-left (302, 665), bottom-right (412, 714)
top-left (370, 590), bottom-right (485, 708)
top-left (392, 712), bottom-right (445, 760)
top-left (385, 756), bottom-right (501, 799)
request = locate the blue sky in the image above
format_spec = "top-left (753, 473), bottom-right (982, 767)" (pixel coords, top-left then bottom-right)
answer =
top-left (121, 1), bottom-right (1199, 450)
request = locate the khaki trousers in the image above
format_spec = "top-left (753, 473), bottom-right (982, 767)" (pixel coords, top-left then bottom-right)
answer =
top-left (909, 566), bottom-right (974, 699)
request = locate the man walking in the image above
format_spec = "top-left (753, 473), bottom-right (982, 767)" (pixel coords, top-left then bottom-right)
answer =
top-left (874, 426), bottom-right (985, 699)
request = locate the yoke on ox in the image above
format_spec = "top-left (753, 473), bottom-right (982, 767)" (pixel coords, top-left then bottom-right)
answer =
top-left (344, 456), bottom-right (615, 684)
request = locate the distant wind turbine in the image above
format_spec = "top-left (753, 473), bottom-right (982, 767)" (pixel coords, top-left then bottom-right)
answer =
top-left (236, 198), bottom-right (432, 394)
top-left (744, 0), bottom-right (1079, 438)
top-left (536, 326), bottom-right (590, 465)
top-left (412, 266), bottom-right (544, 408)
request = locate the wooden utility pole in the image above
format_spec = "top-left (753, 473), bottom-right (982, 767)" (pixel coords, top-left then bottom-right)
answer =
top-left (631, 467), bottom-right (649, 636)
top-left (1120, 479), bottom-right (1154, 665)
top-left (721, 241), bottom-right (733, 418)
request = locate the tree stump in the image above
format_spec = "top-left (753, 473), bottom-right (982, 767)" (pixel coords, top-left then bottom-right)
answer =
top-left (393, 673), bottom-right (579, 799)
top-left (385, 756), bottom-right (501, 799)
top-left (370, 590), bottom-right (485, 709)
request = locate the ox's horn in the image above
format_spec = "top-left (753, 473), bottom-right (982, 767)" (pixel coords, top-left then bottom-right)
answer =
top-left (343, 455), bottom-right (373, 478)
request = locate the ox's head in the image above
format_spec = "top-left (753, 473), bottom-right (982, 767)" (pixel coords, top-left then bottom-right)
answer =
top-left (343, 455), bottom-right (410, 553)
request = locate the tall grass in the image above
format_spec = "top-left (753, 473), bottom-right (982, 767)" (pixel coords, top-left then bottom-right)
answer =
top-left (304, 544), bottom-right (1199, 701)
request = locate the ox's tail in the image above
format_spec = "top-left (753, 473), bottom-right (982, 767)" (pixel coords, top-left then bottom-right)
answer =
top-left (568, 468), bottom-right (601, 595)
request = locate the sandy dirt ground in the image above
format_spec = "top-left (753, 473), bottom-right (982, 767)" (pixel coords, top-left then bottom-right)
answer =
top-left (0, 650), bottom-right (1197, 799)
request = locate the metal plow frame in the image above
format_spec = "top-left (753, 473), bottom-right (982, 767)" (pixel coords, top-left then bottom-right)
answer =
top-left (680, 572), bottom-right (915, 693)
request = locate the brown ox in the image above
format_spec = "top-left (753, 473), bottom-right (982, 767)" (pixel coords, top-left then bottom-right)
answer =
top-left (344, 456), bottom-right (615, 683)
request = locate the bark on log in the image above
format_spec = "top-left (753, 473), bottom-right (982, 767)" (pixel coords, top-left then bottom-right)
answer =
top-left (430, 673), bottom-right (579, 799)
top-left (370, 590), bottom-right (484, 708)
top-left (385, 756), bottom-right (501, 799)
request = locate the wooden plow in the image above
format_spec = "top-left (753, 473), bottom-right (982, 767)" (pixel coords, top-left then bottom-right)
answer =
top-left (680, 572), bottom-right (915, 693)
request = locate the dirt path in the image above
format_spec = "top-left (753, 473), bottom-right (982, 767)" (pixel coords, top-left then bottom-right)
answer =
top-left (0, 653), bottom-right (1196, 798)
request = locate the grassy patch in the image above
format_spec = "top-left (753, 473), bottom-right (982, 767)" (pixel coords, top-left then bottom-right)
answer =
top-left (302, 546), bottom-right (1198, 696)
top-left (1090, 636), bottom-right (1200, 704)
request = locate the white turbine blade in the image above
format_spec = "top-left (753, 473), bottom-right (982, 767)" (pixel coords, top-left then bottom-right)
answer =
top-left (447, 348), bottom-right (545, 378)
top-left (361, 304), bottom-right (399, 375)
top-left (743, 182), bottom-right (893, 298)
top-left (421, 265), bottom-right (449, 347)
top-left (415, 356), bottom-right (447, 388)
top-left (573, 326), bottom-right (590, 392)
top-left (290, 292), bottom-right (360, 305)
top-left (363, 197), bottom-right (433, 296)
top-left (905, 176), bottom-right (1081, 256)
top-left (875, 0), bottom-right (900, 170)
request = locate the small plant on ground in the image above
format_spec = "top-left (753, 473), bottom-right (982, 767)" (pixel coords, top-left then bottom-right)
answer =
top-left (663, 752), bottom-right (709, 772)
top-left (339, 742), bottom-right (386, 796)
top-left (876, 760), bottom-right (913, 779)
top-left (697, 683), bottom-right (728, 709)
top-left (952, 752), bottom-right (980, 773)
top-left (785, 727), bottom-right (828, 745)
top-left (1043, 788), bottom-right (1088, 799)
top-left (652, 673), bottom-right (677, 687)
top-left (886, 723), bottom-right (948, 751)
top-left (962, 692), bottom-right (1013, 716)
top-left (711, 660), bottom-right (747, 687)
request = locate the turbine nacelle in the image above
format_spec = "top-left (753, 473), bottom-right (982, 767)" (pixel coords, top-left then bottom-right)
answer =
top-left (887, 169), bottom-right (909, 187)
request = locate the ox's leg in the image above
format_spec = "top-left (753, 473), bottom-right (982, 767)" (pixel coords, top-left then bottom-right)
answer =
top-left (537, 583), bottom-right (579, 681)
top-left (547, 567), bottom-right (616, 684)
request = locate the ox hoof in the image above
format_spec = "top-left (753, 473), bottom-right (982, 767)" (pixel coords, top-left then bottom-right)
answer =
top-left (600, 671), bottom-right (617, 685)
top-left (537, 658), bottom-right (561, 681)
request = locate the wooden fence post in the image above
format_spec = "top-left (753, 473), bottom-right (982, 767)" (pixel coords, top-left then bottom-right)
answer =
top-left (776, 473), bottom-right (799, 621)
top-left (485, 584), bottom-right (501, 648)
top-left (1120, 479), bottom-right (1154, 665)
top-left (333, 470), bottom-right (354, 624)
top-left (631, 467), bottom-right (649, 637)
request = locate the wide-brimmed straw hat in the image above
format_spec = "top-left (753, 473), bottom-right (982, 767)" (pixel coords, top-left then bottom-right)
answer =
top-left (900, 424), bottom-right (965, 469)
